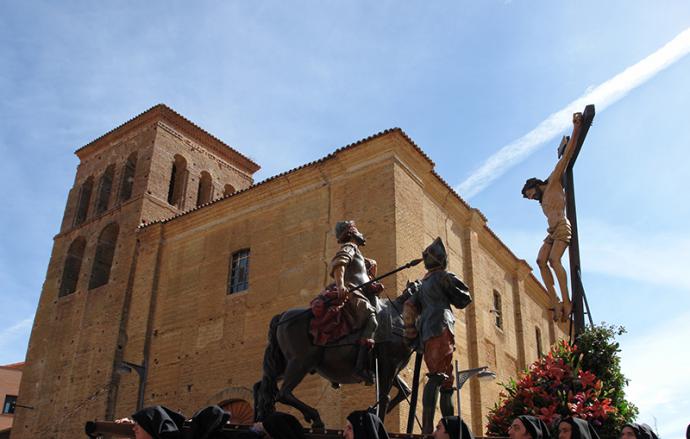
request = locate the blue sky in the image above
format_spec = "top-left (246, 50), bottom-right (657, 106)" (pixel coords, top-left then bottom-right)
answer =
top-left (1, 1), bottom-right (689, 436)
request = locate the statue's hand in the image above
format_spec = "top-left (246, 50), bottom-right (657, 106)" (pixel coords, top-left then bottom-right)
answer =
top-left (337, 285), bottom-right (349, 301)
top-left (404, 324), bottom-right (418, 340)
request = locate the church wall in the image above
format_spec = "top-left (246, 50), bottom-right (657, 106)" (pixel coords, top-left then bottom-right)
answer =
top-left (472, 245), bottom-right (522, 431)
top-left (519, 283), bottom-right (557, 364)
top-left (114, 136), bottom-right (402, 429)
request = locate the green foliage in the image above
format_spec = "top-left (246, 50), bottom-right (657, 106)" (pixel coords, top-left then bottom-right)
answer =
top-left (485, 323), bottom-right (638, 438)
top-left (574, 324), bottom-right (639, 438)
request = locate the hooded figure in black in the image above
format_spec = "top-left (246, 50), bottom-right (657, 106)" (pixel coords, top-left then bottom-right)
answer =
top-left (131, 405), bottom-right (186, 439)
top-left (514, 415), bottom-right (551, 439)
top-left (437, 416), bottom-right (474, 439)
top-left (558, 417), bottom-right (599, 439)
top-left (621, 423), bottom-right (659, 439)
top-left (189, 405), bottom-right (230, 439)
top-left (344, 411), bottom-right (389, 439)
top-left (262, 412), bottom-right (306, 439)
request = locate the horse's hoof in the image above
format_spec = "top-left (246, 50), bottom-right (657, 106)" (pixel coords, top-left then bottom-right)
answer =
top-left (312, 421), bottom-right (325, 431)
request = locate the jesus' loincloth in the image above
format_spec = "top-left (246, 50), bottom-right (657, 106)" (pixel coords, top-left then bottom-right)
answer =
top-left (544, 217), bottom-right (572, 244)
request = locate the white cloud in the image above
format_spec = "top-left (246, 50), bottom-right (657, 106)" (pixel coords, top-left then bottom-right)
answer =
top-left (0, 317), bottom-right (33, 347)
top-left (457, 26), bottom-right (690, 199)
top-left (620, 311), bottom-right (690, 438)
top-left (580, 220), bottom-right (690, 292)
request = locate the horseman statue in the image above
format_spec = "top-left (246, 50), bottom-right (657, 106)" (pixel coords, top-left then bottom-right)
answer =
top-left (330, 220), bottom-right (380, 384)
top-left (253, 224), bottom-right (472, 432)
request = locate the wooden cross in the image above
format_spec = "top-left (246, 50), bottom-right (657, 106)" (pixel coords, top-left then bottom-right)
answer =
top-left (558, 104), bottom-right (595, 338)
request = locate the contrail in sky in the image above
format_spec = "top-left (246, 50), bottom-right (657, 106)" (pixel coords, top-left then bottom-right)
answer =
top-left (457, 27), bottom-right (690, 199)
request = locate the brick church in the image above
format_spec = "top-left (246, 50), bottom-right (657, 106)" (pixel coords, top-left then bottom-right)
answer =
top-left (12, 105), bottom-right (565, 438)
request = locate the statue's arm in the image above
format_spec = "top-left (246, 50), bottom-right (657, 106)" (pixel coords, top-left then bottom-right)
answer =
top-left (552, 112), bottom-right (583, 180)
top-left (444, 272), bottom-right (472, 309)
top-left (330, 244), bottom-right (356, 299)
top-left (332, 265), bottom-right (348, 299)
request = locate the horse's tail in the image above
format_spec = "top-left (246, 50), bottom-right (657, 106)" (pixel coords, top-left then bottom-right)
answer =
top-left (254, 313), bottom-right (286, 421)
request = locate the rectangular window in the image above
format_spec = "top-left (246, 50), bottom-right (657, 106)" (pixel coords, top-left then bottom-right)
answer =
top-left (228, 249), bottom-right (250, 294)
top-left (493, 290), bottom-right (503, 329)
top-left (3, 395), bottom-right (17, 414)
top-left (536, 327), bottom-right (544, 358)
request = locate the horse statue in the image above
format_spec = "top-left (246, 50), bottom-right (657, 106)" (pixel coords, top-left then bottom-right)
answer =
top-left (253, 287), bottom-right (415, 429)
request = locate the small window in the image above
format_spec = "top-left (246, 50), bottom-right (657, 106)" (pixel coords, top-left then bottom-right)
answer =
top-left (196, 171), bottom-right (213, 206)
top-left (60, 237), bottom-right (86, 297)
top-left (223, 184), bottom-right (236, 197)
top-left (493, 290), bottom-right (503, 329)
top-left (74, 176), bottom-right (94, 226)
top-left (119, 152), bottom-right (137, 202)
top-left (228, 249), bottom-right (250, 294)
top-left (167, 155), bottom-right (188, 208)
top-left (536, 326), bottom-right (543, 358)
top-left (96, 164), bottom-right (115, 214)
top-left (2, 395), bottom-right (17, 414)
top-left (89, 223), bottom-right (119, 289)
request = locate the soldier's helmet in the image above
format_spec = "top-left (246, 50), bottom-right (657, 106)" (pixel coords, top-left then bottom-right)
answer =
top-left (422, 237), bottom-right (447, 270)
top-left (335, 220), bottom-right (366, 245)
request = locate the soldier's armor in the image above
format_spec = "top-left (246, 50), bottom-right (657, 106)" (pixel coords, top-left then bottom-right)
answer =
top-left (332, 242), bottom-right (379, 308)
top-left (342, 244), bottom-right (370, 290)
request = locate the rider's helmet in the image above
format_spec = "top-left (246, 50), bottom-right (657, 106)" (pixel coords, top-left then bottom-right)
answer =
top-left (422, 237), bottom-right (447, 270)
top-left (335, 220), bottom-right (366, 245)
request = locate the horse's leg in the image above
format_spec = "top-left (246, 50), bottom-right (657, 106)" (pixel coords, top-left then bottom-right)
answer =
top-left (277, 362), bottom-right (325, 429)
top-left (387, 375), bottom-right (412, 413)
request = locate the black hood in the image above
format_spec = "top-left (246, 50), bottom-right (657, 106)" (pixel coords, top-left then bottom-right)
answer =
top-left (517, 415), bottom-right (551, 439)
top-left (131, 405), bottom-right (186, 439)
top-left (346, 411), bottom-right (389, 439)
top-left (561, 418), bottom-right (599, 439)
top-left (440, 416), bottom-right (474, 439)
top-left (623, 423), bottom-right (658, 439)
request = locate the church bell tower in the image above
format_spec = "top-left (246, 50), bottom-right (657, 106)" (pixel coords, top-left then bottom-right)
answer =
top-left (13, 105), bottom-right (259, 439)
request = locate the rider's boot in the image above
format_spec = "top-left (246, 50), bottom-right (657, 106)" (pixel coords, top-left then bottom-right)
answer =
top-left (422, 373), bottom-right (445, 434)
top-left (355, 314), bottom-right (377, 386)
top-left (440, 386), bottom-right (455, 417)
top-left (355, 340), bottom-right (374, 386)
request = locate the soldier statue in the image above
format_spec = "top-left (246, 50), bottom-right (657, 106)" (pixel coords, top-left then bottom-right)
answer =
top-left (330, 220), bottom-right (381, 385)
top-left (403, 237), bottom-right (472, 434)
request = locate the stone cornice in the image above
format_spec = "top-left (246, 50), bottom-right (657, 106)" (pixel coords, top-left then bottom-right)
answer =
top-left (516, 259), bottom-right (532, 281)
top-left (74, 104), bottom-right (260, 175)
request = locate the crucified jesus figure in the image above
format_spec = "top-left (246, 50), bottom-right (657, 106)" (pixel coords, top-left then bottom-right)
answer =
top-left (522, 112), bottom-right (583, 321)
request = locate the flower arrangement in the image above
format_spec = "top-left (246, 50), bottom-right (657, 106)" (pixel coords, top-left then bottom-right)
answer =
top-left (486, 325), bottom-right (636, 437)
